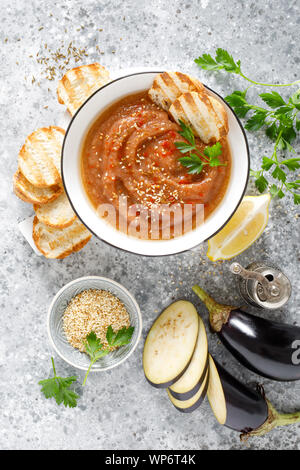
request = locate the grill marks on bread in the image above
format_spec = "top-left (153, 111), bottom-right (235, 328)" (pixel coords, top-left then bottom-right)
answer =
top-left (148, 71), bottom-right (205, 111)
top-left (18, 126), bottom-right (65, 187)
top-left (57, 63), bottom-right (110, 115)
top-left (169, 92), bottom-right (228, 144)
top-left (33, 217), bottom-right (92, 259)
top-left (13, 170), bottom-right (62, 205)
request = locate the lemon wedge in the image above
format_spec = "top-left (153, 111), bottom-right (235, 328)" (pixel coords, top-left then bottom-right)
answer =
top-left (207, 194), bottom-right (271, 261)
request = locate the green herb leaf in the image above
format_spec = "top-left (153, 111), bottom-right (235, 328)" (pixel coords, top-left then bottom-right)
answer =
top-left (107, 326), bottom-right (135, 347)
top-left (38, 358), bottom-right (79, 408)
top-left (281, 158), bottom-right (300, 171)
top-left (269, 184), bottom-right (285, 199)
top-left (83, 326), bottom-right (134, 386)
top-left (203, 141), bottom-right (222, 159)
top-left (245, 111), bottom-right (268, 131)
top-left (259, 91), bottom-right (286, 108)
top-left (265, 122), bottom-right (278, 140)
top-left (215, 48), bottom-right (241, 73)
top-left (261, 157), bottom-right (274, 171)
top-left (225, 90), bottom-right (251, 117)
top-left (84, 331), bottom-right (104, 359)
top-left (178, 119), bottom-right (195, 145)
top-left (194, 54), bottom-right (220, 71)
top-left (255, 175), bottom-right (269, 193)
top-left (293, 193), bottom-right (300, 204)
top-left (272, 166), bottom-right (286, 182)
top-left (290, 90), bottom-right (300, 108)
top-left (174, 142), bottom-right (196, 153)
top-left (179, 154), bottom-right (204, 174)
top-left (286, 180), bottom-right (300, 190)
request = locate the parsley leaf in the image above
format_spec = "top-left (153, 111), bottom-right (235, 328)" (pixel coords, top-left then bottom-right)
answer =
top-left (194, 54), bottom-right (220, 71)
top-left (270, 184), bottom-right (285, 199)
top-left (38, 358), bottom-right (79, 408)
top-left (106, 325), bottom-right (134, 347)
top-left (259, 91), bottom-right (286, 108)
top-left (245, 110), bottom-right (268, 131)
top-left (255, 175), bottom-right (269, 193)
top-left (281, 158), bottom-right (300, 171)
top-left (261, 156), bottom-right (274, 171)
top-left (272, 166), bottom-right (287, 182)
top-left (82, 326), bottom-right (134, 386)
top-left (215, 48), bottom-right (241, 73)
top-left (225, 90), bottom-right (251, 118)
top-left (179, 154), bottom-right (204, 174)
top-left (178, 119), bottom-right (195, 145)
top-left (195, 49), bottom-right (241, 74)
top-left (175, 122), bottom-right (225, 175)
top-left (174, 142), bottom-right (196, 153)
top-left (293, 193), bottom-right (300, 204)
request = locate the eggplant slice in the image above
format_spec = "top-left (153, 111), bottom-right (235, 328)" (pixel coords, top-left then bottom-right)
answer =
top-left (143, 300), bottom-right (199, 388)
top-left (167, 368), bottom-right (209, 413)
top-left (207, 355), bottom-right (227, 425)
top-left (169, 316), bottom-right (208, 400)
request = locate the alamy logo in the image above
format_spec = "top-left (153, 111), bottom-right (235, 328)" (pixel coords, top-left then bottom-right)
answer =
top-left (291, 340), bottom-right (300, 365)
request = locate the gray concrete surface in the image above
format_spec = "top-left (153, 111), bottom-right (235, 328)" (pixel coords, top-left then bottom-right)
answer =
top-left (1, 0), bottom-right (299, 450)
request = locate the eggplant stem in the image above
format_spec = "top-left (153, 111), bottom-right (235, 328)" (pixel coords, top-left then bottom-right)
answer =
top-left (240, 400), bottom-right (300, 441)
top-left (192, 285), bottom-right (236, 332)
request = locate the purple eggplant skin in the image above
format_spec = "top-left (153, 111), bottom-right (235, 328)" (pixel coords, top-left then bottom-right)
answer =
top-left (218, 310), bottom-right (300, 381)
top-left (193, 286), bottom-right (300, 382)
top-left (214, 359), bottom-right (268, 433)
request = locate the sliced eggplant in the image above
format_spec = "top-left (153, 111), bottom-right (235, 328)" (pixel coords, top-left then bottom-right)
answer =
top-left (193, 285), bottom-right (300, 381)
top-left (143, 300), bottom-right (199, 388)
top-left (208, 355), bottom-right (300, 440)
top-left (169, 316), bottom-right (208, 400)
top-left (167, 368), bottom-right (209, 413)
top-left (207, 355), bottom-right (227, 425)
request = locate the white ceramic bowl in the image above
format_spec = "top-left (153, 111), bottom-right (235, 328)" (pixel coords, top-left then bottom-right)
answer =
top-left (47, 276), bottom-right (142, 371)
top-left (62, 71), bottom-right (249, 256)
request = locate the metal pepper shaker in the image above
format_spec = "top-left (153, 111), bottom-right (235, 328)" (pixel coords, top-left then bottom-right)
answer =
top-left (230, 261), bottom-right (292, 309)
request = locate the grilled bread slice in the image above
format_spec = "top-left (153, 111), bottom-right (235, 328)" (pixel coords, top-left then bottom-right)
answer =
top-left (34, 192), bottom-right (76, 229)
top-left (33, 217), bottom-right (92, 259)
top-left (13, 170), bottom-right (62, 205)
top-left (18, 126), bottom-right (65, 188)
top-left (57, 63), bottom-right (110, 115)
top-left (148, 72), bottom-right (205, 111)
top-left (169, 92), bottom-right (228, 144)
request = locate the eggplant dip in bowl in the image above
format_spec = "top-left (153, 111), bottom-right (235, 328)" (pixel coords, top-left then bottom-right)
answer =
top-left (62, 71), bottom-right (249, 256)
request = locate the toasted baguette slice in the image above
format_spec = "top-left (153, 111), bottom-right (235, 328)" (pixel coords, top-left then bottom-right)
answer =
top-left (33, 217), bottom-right (92, 259)
top-left (34, 192), bottom-right (76, 229)
top-left (18, 126), bottom-right (65, 188)
top-left (13, 170), bottom-right (62, 205)
top-left (148, 72), bottom-right (205, 111)
top-left (169, 92), bottom-right (228, 144)
top-left (57, 63), bottom-right (110, 115)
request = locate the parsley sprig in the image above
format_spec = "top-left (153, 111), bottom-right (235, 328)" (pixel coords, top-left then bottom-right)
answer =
top-left (38, 357), bottom-right (79, 408)
top-left (39, 326), bottom-right (135, 406)
top-left (195, 48), bottom-right (300, 88)
top-left (175, 120), bottom-right (226, 174)
top-left (82, 326), bottom-right (134, 386)
top-left (195, 49), bottom-right (300, 204)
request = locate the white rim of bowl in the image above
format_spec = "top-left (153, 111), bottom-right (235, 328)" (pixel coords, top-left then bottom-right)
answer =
top-left (47, 276), bottom-right (143, 371)
top-left (61, 71), bottom-right (250, 257)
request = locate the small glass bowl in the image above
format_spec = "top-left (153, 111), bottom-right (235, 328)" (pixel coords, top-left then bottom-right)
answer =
top-left (47, 276), bottom-right (142, 371)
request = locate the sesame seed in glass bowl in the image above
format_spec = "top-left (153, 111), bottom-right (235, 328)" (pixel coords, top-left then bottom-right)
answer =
top-left (47, 276), bottom-right (142, 372)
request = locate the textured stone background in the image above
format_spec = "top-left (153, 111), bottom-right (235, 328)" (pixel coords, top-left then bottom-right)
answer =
top-left (1, 0), bottom-right (299, 451)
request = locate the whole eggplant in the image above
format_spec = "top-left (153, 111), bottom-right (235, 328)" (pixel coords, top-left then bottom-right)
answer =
top-left (193, 285), bottom-right (300, 381)
top-left (213, 358), bottom-right (300, 440)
